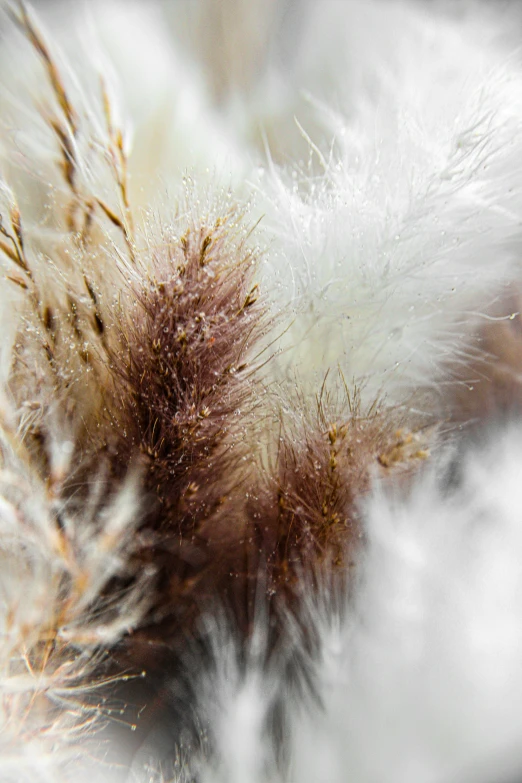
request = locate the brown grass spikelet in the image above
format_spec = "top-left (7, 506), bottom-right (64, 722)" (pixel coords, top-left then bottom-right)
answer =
top-left (3, 0), bottom-right (134, 257)
top-left (88, 204), bottom-right (271, 642)
top-left (187, 381), bottom-right (435, 639)
top-left (267, 396), bottom-right (428, 568)
top-left (108, 207), bottom-right (265, 524)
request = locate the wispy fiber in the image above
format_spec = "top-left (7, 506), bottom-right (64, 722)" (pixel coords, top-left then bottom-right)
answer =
top-left (2, 0), bottom-right (522, 781)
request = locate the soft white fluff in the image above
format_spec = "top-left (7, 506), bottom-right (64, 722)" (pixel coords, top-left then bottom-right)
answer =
top-left (289, 428), bottom-right (522, 783)
top-left (258, 2), bottom-right (522, 404)
top-left (186, 425), bottom-right (522, 783)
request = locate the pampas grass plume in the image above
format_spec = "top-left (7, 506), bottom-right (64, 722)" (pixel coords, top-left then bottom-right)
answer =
top-left (2, 1), bottom-right (522, 781)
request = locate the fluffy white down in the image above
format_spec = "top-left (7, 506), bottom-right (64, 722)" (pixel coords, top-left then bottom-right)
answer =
top-left (258, 2), bottom-right (522, 403)
top-left (192, 426), bottom-right (522, 783)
